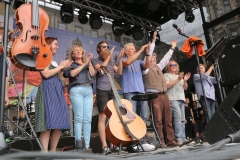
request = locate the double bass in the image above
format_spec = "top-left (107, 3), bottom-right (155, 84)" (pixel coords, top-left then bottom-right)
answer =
top-left (101, 66), bottom-right (146, 147)
top-left (9, 0), bottom-right (52, 71)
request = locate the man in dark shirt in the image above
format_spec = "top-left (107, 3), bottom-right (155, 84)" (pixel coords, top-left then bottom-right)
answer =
top-left (192, 101), bottom-right (205, 138)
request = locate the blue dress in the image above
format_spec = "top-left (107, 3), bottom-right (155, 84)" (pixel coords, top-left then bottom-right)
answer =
top-left (35, 64), bottom-right (71, 132)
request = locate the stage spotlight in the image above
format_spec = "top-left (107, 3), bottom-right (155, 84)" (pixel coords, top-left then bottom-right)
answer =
top-left (89, 13), bottom-right (102, 30)
top-left (78, 9), bottom-right (88, 24)
top-left (124, 23), bottom-right (132, 36)
top-left (147, 0), bottom-right (160, 11)
top-left (168, 4), bottom-right (179, 20)
top-left (185, 9), bottom-right (195, 23)
top-left (12, 0), bottom-right (25, 10)
top-left (112, 20), bottom-right (124, 36)
top-left (132, 26), bottom-right (144, 41)
top-left (60, 3), bottom-right (74, 24)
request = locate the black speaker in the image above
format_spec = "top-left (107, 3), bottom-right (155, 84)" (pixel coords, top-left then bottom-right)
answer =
top-left (219, 36), bottom-right (240, 86)
top-left (204, 83), bottom-right (240, 144)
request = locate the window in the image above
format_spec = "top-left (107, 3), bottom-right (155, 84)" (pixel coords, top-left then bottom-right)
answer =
top-left (106, 34), bottom-right (112, 41)
top-left (223, 0), bottom-right (231, 13)
top-left (213, 4), bottom-right (220, 18)
top-left (58, 23), bottom-right (66, 30)
top-left (231, 31), bottom-right (238, 39)
top-left (75, 27), bottom-right (83, 34)
top-left (91, 31), bottom-right (98, 37)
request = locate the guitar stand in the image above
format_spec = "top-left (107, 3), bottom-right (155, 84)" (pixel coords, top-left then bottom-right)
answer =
top-left (131, 93), bottom-right (163, 149)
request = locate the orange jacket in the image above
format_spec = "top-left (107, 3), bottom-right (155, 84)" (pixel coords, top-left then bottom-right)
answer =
top-left (181, 36), bottom-right (206, 58)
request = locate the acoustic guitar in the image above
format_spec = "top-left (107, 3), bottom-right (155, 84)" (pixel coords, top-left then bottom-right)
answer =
top-left (101, 66), bottom-right (146, 147)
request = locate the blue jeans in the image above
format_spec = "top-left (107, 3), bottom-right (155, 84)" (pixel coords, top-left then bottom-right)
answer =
top-left (70, 86), bottom-right (93, 148)
top-left (170, 100), bottom-right (186, 141)
top-left (199, 96), bottom-right (215, 124)
top-left (123, 92), bottom-right (147, 123)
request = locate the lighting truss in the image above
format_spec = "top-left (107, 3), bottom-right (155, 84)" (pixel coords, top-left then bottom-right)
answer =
top-left (42, 0), bottom-right (199, 30)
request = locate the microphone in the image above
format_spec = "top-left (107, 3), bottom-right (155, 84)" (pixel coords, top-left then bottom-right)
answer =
top-left (173, 24), bottom-right (182, 33)
top-left (232, 44), bottom-right (240, 48)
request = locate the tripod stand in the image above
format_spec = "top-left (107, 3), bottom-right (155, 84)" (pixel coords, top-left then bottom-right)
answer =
top-left (0, 0), bottom-right (43, 152)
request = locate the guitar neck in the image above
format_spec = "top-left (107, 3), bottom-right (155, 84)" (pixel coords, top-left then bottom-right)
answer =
top-left (106, 72), bottom-right (122, 107)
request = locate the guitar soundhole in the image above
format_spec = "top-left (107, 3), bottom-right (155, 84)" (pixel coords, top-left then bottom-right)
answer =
top-left (119, 107), bottom-right (127, 115)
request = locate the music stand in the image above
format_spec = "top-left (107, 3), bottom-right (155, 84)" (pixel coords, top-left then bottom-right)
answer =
top-left (131, 93), bottom-right (163, 148)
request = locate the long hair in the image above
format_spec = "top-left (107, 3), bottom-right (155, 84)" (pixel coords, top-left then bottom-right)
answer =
top-left (165, 60), bottom-right (180, 74)
top-left (96, 40), bottom-right (108, 54)
top-left (70, 45), bottom-right (86, 62)
top-left (45, 37), bottom-right (57, 45)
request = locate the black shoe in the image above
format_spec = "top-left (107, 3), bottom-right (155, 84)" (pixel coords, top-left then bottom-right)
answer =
top-left (102, 146), bottom-right (111, 155)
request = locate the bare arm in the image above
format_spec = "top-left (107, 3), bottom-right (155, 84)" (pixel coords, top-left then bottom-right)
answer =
top-left (114, 48), bottom-right (124, 75)
top-left (183, 72), bottom-right (191, 90)
top-left (206, 64), bottom-right (214, 76)
top-left (41, 60), bottom-right (71, 79)
top-left (122, 44), bottom-right (148, 67)
top-left (165, 72), bottom-right (184, 89)
top-left (142, 45), bottom-right (151, 69)
top-left (190, 108), bottom-right (195, 124)
top-left (5, 77), bottom-right (9, 106)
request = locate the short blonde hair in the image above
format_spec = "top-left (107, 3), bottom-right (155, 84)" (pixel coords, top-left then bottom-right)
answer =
top-left (71, 45), bottom-right (86, 62)
top-left (165, 60), bottom-right (180, 74)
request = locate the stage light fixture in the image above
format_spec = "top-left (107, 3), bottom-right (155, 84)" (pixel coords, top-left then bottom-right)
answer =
top-left (185, 9), bottom-right (195, 23)
top-left (112, 20), bottom-right (124, 36)
top-left (132, 26), bottom-right (144, 41)
top-left (89, 13), bottom-right (102, 30)
top-left (60, 3), bottom-right (74, 24)
top-left (168, 4), bottom-right (179, 20)
top-left (147, 0), bottom-right (160, 11)
top-left (124, 23), bottom-right (132, 36)
top-left (78, 9), bottom-right (88, 24)
top-left (12, 0), bottom-right (25, 9)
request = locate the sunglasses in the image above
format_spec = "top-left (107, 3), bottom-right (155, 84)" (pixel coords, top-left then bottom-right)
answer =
top-left (100, 45), bottom-right (109, 49)
top-left (170, 64), bottom-right (177, 66)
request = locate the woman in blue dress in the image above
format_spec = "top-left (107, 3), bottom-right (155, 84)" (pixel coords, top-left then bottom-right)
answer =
top-left (35, 37), bottom-right (72, 152)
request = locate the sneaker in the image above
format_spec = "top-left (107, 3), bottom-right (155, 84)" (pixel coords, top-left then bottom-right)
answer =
top-left (187, 141), bottom-right (196, 146)
top-left (141, 143), bottom-right (155, 151)
top-left (177, 139), bottom-right (183, 145)
top-left (102, 146), bottom-right (111, 155)
top-left (133, 145), bottom-right (142, 151)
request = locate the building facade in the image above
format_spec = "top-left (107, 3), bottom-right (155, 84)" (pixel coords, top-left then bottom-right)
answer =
top-left (205, 0), bottom-right (240, 43)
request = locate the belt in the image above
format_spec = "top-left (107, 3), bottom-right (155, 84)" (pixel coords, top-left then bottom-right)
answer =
top-left (158, 91), bottom-right (166, 94)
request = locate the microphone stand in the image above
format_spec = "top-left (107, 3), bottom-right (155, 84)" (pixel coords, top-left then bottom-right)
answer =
top-left (175, 28), bottom-right (210, 123)
top-left (0, 0), bottom-right (44, 152)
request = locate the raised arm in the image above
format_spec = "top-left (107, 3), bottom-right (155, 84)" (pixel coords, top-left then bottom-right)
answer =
top-left (206, 64), bottom-right (214, 76)
top-left (122, 44), bottom-right (148, 67)
top-left (158, 39), bottom-right (176, 70)
top-left (114, 48), bottom-right (124, 75)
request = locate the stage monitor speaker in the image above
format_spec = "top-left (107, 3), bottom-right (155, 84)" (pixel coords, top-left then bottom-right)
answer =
top-left (219, 36), bottom-right (240, 87)
top-left (204, 83), bottom-right (240, 144)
